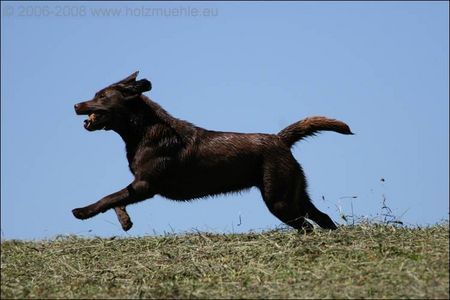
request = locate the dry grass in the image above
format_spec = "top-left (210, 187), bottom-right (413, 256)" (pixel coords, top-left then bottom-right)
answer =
top-left (1, 223), bottom-right (448, 299)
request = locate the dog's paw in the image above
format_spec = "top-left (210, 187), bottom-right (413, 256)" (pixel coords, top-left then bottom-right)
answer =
top-left (121, 219), bottom-right (133, 231)
top-left (72, 207), bottom-right (91, 220)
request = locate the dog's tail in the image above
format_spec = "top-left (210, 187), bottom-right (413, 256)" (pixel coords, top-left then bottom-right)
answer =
top-left (278, 116), bottom-right (353, 148)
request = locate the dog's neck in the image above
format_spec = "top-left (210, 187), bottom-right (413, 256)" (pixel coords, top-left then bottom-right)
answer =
top-left (112, 100), bottom-right (158, 159)
top-left (113, 118), bottom-right (147, 149)
top-left (110, 95), bottom-right (158, 134)
top-left (111, 95), bottom-right (198, 167)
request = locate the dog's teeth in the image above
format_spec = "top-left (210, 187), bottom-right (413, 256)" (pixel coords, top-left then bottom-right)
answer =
top-left (87, 113), bottom-right (96, 122)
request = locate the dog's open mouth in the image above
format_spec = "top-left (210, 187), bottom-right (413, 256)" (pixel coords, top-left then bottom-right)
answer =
top-left (84, 112), bottom-right (110, 131)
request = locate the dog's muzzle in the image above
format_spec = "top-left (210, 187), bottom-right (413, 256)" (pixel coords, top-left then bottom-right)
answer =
top-left (74, 102), bottom-right (110, 131)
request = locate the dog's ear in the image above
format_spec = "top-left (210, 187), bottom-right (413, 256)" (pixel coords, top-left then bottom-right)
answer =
top-left (135, 79), bottom-right (152, 93)
top-left (127, 79), bottom-right (152, 94)
top-left (119, 79), bottom-right (152, 99)
top-left (114, 71), bottom-right (139, 85)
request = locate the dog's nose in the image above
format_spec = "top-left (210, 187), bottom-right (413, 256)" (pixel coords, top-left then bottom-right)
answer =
top-left (74, 103), bottom-right (87, 115)
top-left (74, 103), bottom-right (81, 112)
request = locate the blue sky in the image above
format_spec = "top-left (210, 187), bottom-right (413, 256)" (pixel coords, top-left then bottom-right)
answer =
top-left (1, 1), bottom-right (448, 240)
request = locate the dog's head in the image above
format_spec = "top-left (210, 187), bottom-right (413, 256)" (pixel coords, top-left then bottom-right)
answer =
top-left (74, 71), bottom-right (151, 131)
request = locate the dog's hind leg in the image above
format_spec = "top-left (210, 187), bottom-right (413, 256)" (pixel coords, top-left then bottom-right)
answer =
top-left (259, 165), bottom-right (314, 231)
top-left (300, 193), bottom-right (337, 230)
top-left (263, 197), bottom-right (314, 232)
top-left (261, 180), bottom-right (338, 231)
top-left (260, 157), bottom-right (337, 231)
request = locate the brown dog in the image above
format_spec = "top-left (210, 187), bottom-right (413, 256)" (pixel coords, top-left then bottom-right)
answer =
top-left (73, 72), bottom-right (353, 231)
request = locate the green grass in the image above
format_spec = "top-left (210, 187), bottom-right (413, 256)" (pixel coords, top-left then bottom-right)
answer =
top-left (1, 223), bottom-right (448, 299)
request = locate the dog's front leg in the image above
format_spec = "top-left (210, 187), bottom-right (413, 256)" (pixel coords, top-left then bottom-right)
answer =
top-left (72, 181), bottom-right (153, 228)
top-left (114, 206), bottom-right (133, 231)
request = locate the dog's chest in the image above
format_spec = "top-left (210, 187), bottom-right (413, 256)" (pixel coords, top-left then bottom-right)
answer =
top-left (126, 144), bottom-right (174, 176)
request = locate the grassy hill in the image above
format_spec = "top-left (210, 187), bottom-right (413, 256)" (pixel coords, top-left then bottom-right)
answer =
top-left (1, 223), bottom-right (448, 299)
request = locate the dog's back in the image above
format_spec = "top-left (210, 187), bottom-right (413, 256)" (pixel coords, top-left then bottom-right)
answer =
top-left (158, 130), bottom-right (286, 200)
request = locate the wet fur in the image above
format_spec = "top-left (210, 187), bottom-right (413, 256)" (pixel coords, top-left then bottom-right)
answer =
top-left (72, 72), bottom-right (353, 231)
